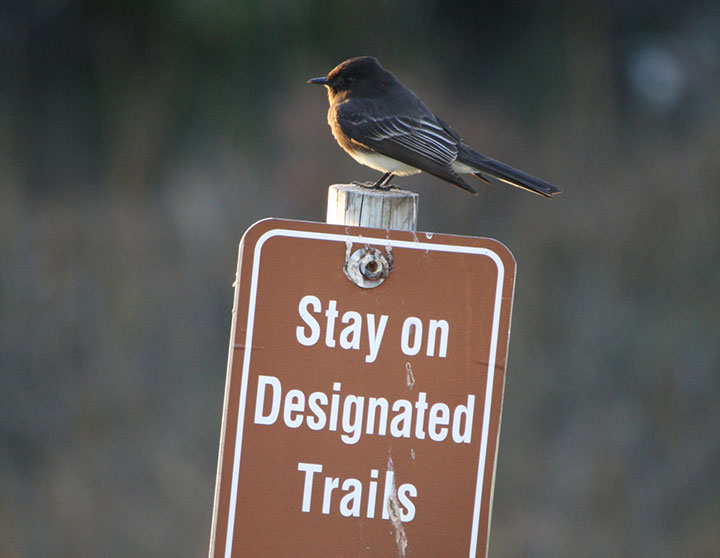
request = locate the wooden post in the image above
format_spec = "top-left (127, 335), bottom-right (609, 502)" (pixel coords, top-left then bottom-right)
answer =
top-left (327, 184), bottom-right (418, 231)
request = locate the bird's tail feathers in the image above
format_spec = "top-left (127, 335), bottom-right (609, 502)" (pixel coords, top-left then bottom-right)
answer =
top-left (460, 147), bottom-right (562, 198)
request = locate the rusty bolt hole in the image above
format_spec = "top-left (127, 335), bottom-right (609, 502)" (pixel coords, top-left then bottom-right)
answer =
top-left (344, 246), bottom-right (390, 288)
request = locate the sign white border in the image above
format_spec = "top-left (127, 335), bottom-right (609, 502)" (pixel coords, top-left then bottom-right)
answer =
top-left (223, 227), bottom-right (507, 558)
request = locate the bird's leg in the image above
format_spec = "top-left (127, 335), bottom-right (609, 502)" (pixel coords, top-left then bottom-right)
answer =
top-left (372, 172), bottom-right (394, 190)
top-left (352, 172), bottom-right (394, 190)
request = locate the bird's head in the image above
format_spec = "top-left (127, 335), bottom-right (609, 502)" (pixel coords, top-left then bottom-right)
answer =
top-left (308, 57), bottom-right (395, 102)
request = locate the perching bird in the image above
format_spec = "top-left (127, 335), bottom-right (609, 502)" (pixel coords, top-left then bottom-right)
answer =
top-left (308, 56), bottom-right (561, 198)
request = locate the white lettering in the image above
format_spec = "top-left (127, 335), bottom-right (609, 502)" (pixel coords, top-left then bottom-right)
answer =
top-left (428, 403), bottom-right (450, 441)
top-left (284, 389), bottom-right (305, 428)
top-left (400, 317), bottom-right (423, 356)
top-left (322, 476), bottom-right (340, 514)
top-left (414, 392), bottom-right (428, 440)
top-left (254, 377), bottom-right (473, 446)
top-left (297, 463), bottom-right (416, 522)
top-left (296, 295), bottom-right (450, 362)
top-left (381, 469), bottom-right (395, 520)
top-left (452, 395), bottom-right (475, 444)
top-left (426, 319), bottom-right (449, 357)
top-left (307, 391), bottom-right (327, 430)
top-left (339, 311), bottom-right (362, 350)
top-left (339, 478), bottom-right (363, 517)
top-left (341, 395), bottom-right (365, 445)
top-left (366, 397), bottom-right (389, 436)
top-left (298, 462), bottom-right (322, 512)
top-left (254, 375), bottom-right (281, 425)
top-left (329, 382), bottom-right (341, 431)
top-left (398, 483), bottom-right (417, 522)
top-left (367, 469), bottom-right (379, 518)
top-left (296, 295), bottom-right (321, 346)
top-left (324, 300), bottom-right (339, 348)
top-left (390, 399), bottom-right (413, 438)
top-left (365, 313), bottom-right (388, 363)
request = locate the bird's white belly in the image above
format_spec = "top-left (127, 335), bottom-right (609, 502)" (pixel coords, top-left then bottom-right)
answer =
top-left (451, 160), bottom-right (478, 174)
top-left (349, 149), bottom-right (421, 176)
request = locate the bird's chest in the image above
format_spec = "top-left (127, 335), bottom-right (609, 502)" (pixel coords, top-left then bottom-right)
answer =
top-left (327, 106), bottom-right (352, 148)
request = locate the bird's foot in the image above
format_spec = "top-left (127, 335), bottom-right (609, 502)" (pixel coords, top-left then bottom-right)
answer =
top-left (352, 180), bottom-right (394, 191)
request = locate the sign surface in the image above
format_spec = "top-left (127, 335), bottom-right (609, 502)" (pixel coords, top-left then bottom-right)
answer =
top-left (209, 218), bottom-right (516, 557)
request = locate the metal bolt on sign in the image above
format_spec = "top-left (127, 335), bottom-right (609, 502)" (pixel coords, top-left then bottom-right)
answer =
top-left (343, 243), bottom-right (393, 288)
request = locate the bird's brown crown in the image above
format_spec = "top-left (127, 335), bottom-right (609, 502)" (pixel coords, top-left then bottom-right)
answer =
top-left (324, 57), bottom-right (396, 98)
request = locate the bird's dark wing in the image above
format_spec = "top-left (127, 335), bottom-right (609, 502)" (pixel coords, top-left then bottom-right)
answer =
top-left (335, 100), bottom-right (477, 193)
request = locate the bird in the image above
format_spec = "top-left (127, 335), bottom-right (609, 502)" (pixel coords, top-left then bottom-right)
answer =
top-left (308, 56), bottom-right (561, 198)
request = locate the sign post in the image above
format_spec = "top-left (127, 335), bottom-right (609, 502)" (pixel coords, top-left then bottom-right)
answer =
top-left (209, 217), bottom-right (516, 557)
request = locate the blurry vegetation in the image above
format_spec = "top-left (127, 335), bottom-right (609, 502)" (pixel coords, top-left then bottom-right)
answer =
top-left (1, 1), bottom-right (719, 556)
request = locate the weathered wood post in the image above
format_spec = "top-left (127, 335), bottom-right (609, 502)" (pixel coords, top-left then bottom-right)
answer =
top-left (326, 183), bottom-right (419, 231)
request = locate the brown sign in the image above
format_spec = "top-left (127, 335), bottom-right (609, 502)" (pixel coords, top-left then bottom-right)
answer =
top-left (209, 218), bottom-right (516, 557)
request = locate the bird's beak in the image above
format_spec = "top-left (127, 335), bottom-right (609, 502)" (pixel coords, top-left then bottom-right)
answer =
top-left (307, 76), bottom-right (329, 85)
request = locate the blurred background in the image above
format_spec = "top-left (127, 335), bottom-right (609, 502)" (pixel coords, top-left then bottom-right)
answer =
top-left (2, 1), bottom-right (719, 556)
